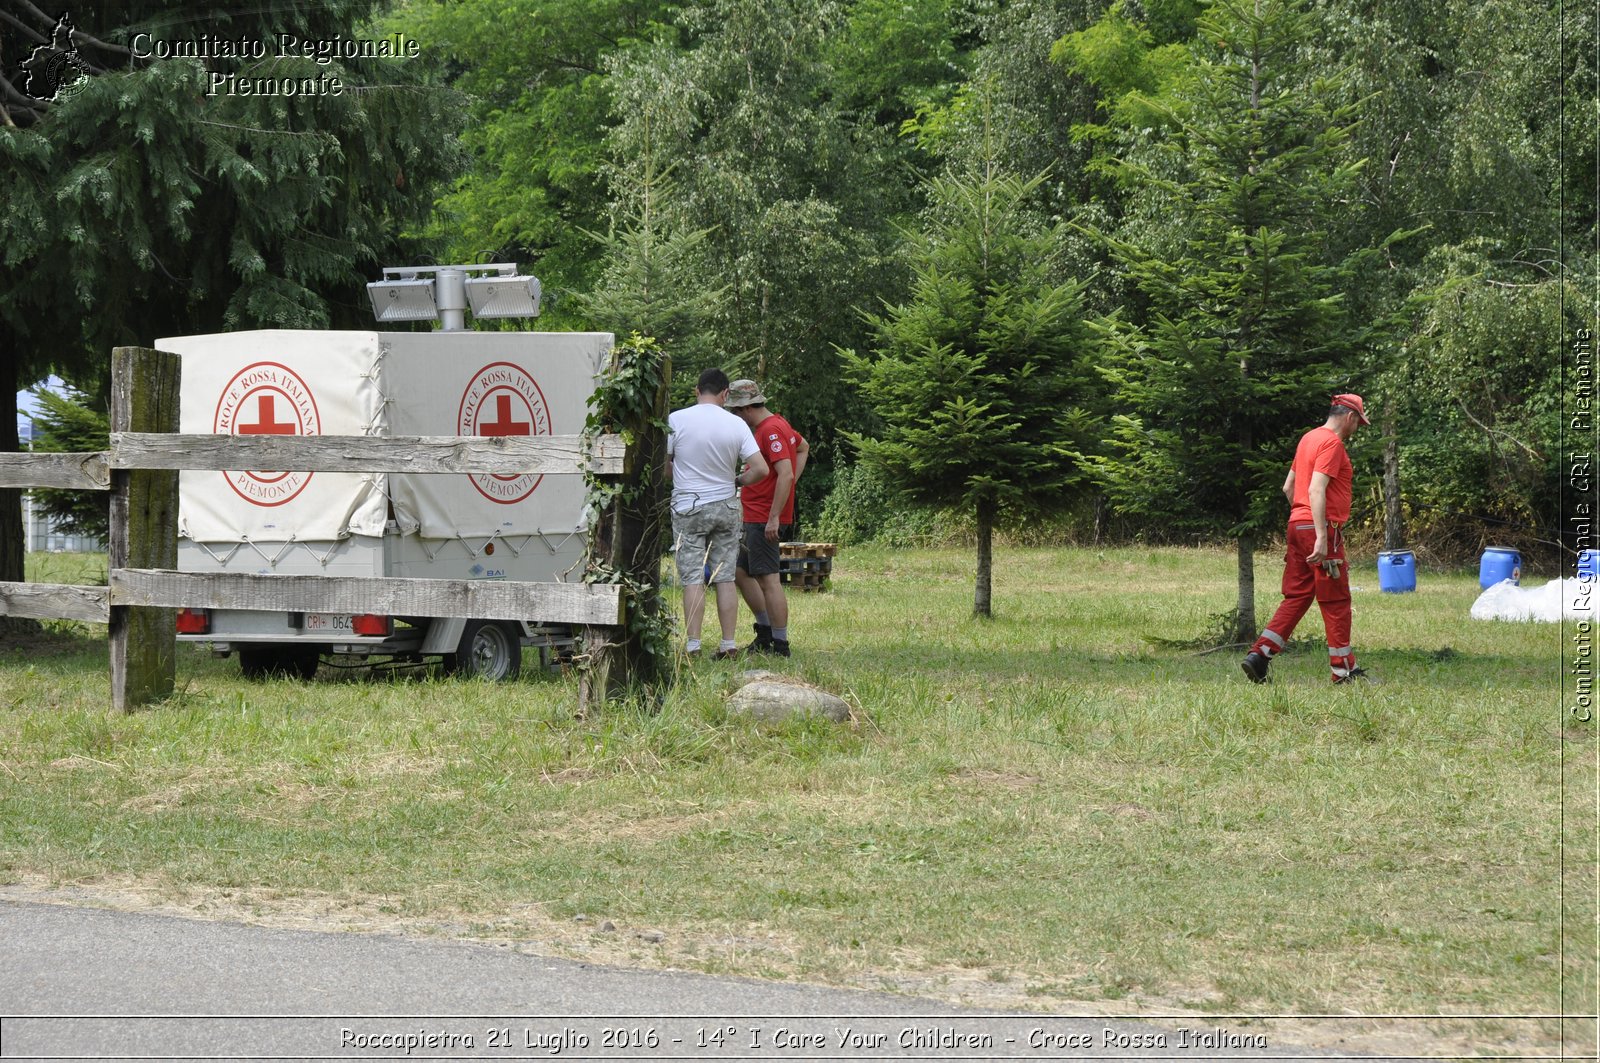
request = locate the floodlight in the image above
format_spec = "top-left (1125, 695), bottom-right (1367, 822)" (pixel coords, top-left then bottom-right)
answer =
top-left (366, 263), bottom-right (542, 330)
top-left (466, 274), bottom-right (542, 319)
top-left (366, 277), bottom-right (438, 322)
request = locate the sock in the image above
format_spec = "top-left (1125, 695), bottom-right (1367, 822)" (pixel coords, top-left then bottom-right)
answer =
top-left (686, 638), bottom-right (701, 652)
top-left (720, 639), bottom-right (738, 652)
top-left (772, 627), bottom-right (788, 642)
top-left (754, 611), bottom-right (770, 626)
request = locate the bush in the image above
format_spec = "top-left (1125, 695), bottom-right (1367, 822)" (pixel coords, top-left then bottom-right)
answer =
top-left (812, 462), bottom-right (944, 547)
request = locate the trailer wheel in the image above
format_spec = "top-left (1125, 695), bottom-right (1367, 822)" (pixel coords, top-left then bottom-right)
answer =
top-left (446, 621), bottom-right (522, 681)
top-left (239, 645), bottom-right (321, 681)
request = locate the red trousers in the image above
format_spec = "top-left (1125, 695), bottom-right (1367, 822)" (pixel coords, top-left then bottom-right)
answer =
top-left (1251, 522), bottom-right (1357, 680)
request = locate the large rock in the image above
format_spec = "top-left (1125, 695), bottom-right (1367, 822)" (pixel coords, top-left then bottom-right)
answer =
top-left (726, 672), bottom-right (852, 724)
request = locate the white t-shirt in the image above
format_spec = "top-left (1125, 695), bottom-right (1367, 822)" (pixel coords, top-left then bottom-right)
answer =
top-left (666, 402), bottom-right (760, 513)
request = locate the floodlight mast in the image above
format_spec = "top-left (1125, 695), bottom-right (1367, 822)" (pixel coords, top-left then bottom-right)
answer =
top-left (366, 263), bottom-right (539, 330)
top-left (435, 268), bottom-right (467, 331)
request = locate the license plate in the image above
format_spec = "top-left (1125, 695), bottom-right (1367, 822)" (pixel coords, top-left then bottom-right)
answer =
top-left (302, 612), bottom-right (354, 632)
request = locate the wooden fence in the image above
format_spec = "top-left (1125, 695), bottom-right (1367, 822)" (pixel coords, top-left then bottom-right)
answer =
top-left (0, 347), bottom-right (632, 712)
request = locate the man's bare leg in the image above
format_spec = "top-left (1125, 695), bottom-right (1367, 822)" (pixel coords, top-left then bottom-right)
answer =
top-left (714, 581), bottom-right (741, 650)
top-left (682, 583), bottom-right (707, 650)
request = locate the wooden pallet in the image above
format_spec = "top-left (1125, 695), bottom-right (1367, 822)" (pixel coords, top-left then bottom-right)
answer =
top-left (780, 541), bottom-right (838, 559)
top-left (779, 542), bottom-right (835, 592)
top-left (781, 570), bottom-right (831, 591)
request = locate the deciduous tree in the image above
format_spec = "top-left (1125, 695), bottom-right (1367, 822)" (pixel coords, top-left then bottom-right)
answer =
top-left (382, 0), bottom-right (677, 325)
top-left (603, 0), bottom-right (903, 443)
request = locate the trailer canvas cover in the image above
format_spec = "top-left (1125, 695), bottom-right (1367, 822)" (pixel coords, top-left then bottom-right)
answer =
top-left (169, 329), bottom-right (387, 542)
top-left (158, 329), bottom-right (610, 559)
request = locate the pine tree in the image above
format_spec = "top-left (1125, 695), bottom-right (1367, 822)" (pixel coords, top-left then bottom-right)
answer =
top-left (24, 387), bottom-right (111, 544)
top-left (842, 158), bottom-right (1096, 618)
top-left (0, 1), bottom-right (464, 613)
top-left (1084, 0), bottom-right (1385, 643)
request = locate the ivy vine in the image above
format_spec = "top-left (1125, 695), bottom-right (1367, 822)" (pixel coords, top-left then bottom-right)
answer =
top-left (579, 333), bottom-right (677, 693)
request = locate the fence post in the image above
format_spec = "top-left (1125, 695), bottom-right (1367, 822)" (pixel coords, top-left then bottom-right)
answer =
top-left (109, 346), bottom-right (179, 713)
top-left (578, 345), bottom-right (670, 714)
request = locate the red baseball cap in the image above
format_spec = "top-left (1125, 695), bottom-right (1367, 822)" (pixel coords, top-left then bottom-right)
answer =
top-left (1332, 393), bottom-right (1370, 425)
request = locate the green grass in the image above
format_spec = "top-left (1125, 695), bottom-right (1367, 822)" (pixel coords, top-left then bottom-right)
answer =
top-left (2, 545), bottom-right (1593, 1053)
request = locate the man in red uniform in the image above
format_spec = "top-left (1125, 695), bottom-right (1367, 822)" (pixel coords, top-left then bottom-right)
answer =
top-left (725, 379), bottom-right (809, 657)
top-left (1242, 394), bottom-right (1371, 685)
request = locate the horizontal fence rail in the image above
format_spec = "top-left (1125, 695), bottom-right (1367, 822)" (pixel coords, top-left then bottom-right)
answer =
top-left (111, 570), bottom-right (624, 627)
top-left (0, 452), bottom-right (112, 491)
top-left (0, 581), bottom-right (112, 624)
top-left (0, 433), bottom-right (626, 488)
top-left (109, 432), bottom-right (627, 475)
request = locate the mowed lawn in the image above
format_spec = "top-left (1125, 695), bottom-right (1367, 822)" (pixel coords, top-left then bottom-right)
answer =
top-left (1, 544), bottom-right (1591, 1050)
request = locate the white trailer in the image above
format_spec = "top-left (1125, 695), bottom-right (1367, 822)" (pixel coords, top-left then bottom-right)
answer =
top-left (156, 328), bottom-right (612, 680)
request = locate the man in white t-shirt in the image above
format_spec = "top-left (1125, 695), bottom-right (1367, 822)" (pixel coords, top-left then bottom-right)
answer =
top-left (666, 368), bottom-right (768, 658)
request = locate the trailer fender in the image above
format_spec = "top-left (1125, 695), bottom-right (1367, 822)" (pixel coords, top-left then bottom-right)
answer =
top-left (422, 617), bottom-right (468, 654)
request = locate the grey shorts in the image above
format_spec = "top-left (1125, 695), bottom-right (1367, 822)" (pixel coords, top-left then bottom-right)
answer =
top-left (737, 523), bottom-right (782, 577)
top-left (671, 498), bottom-right (741, 585)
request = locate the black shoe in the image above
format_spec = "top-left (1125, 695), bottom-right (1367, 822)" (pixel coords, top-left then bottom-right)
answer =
top-left (1240, 651), bottom-right (1270, 684)
top-left (1332, 666), bottom-right (1376, 685)
top-left (713, 647), bottom-right (741, 661)
top-left (746, 622), bottom-right (774, 654)
top-left (769, 638), bottom-right (791, 658)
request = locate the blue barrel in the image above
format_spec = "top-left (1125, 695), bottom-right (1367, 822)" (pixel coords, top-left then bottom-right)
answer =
top-left (1479, 547), bottom-right (1521, 588)
top-left (1378, 550), bottom-right (1416, 593)
top-left (1579, 549), bottom-right (1599, 581)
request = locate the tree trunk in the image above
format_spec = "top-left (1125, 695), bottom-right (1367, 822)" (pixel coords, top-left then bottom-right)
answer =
top-left (1234, 532), bottom-right (1256, 643)
top-left (578, 345), bottom-right (671, 714)
top-left (974, 497), bottom-right (995, 618)
top-left (1382, 404), bottom-right (1404, 550)
top-left (0, 352), bottom-right (40, 638)
top-left (610, 352), bottom-right (671, 690)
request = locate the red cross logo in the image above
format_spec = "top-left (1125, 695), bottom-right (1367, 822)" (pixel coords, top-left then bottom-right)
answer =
top-left (213, 362), bottom-right (321, 508)
top-left (459, 362), bottom-right (551, 505)
top-left (239, 393), bottom-right (299, 435)
top-left (478, 393), bottom-right (530, 437)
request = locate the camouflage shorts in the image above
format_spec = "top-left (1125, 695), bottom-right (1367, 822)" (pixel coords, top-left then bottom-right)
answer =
top-left (671, 497), bottom-right (742, 585)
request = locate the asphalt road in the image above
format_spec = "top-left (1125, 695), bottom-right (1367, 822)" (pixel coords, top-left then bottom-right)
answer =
top-left (0, 899), bottom-right (1411, 1061)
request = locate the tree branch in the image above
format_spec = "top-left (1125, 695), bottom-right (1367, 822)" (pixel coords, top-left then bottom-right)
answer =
top-left (0, 72), bottom-right (47, 119)
top-left (194, 118), bottom-right (325, 137)
top-left (1387, 130), bottom-right (1410, 179)
top-left (1507, 254), bottom-right (1557, 277)
top-left (0, 9), bottom-right (47, 44)
top-left (545, 56), bottom-right (601, 75)
top-left (17, 0), bottom-right (132, 55)
top-left (147, 252), bottom-right (190, 288)
top-left (1455, 398), bottom-right (1543, 461)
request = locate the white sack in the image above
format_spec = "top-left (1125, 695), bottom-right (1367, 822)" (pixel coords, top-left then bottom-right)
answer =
top-left (1470, 577), bottom-right (1597, 622)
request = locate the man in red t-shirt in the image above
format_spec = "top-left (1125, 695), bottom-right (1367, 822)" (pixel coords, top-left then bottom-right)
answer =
top-left (1242, 394), bottom-right (1371, 685)
top-left (725, 379), bottom-right (809, 657)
